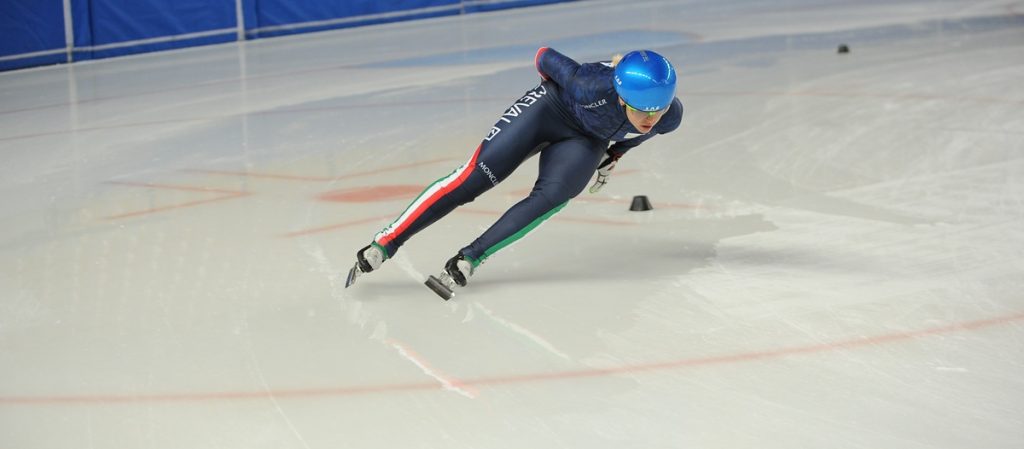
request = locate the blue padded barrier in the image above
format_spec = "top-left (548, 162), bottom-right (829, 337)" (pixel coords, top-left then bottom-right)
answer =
top-left (0, 0), bottom-right (68, 71)
top-left (72, 0), bottom-right (238, 61)
top-left (247, 0), bottom-right (462, 39)
top-left (1, 0), bottom-right (572, 72)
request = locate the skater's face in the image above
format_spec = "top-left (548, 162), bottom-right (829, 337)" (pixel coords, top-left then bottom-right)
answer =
top-left (620, 99), bottom-right (667, 134)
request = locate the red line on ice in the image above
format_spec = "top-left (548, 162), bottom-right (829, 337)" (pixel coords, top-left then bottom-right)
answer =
top-left (2, 311), bottom-right (1022, 406)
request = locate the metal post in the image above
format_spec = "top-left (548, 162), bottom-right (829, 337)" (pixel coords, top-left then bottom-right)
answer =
top-left (235, 0), bottom-right (246, 41)
top-left (62, 0), bottom-right (74, 62)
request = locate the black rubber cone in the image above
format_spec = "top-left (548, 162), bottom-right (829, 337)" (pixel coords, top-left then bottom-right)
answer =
top-left (630, 195), bottom-right (653, 211)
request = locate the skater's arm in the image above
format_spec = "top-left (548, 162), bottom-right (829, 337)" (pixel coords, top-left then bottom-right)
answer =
top-left (535, 47), bottom-right (610, 103)
top-left (534, 47), bottom-right (578, 83)
top-left (608, 98), bottom-right (685, 158)
top-left (607, 130), bottom-right (660, 158)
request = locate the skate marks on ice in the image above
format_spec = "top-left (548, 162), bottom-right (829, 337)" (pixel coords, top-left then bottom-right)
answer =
top-left (296, 240), bottom-right (479, 399)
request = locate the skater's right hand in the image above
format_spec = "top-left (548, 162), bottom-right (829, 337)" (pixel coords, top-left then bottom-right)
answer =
top-left (589, 153), bottom-right (619, 194)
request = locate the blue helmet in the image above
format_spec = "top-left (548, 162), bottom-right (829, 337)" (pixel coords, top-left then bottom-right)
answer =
top-left (613, 50), bottom-right (677, 112)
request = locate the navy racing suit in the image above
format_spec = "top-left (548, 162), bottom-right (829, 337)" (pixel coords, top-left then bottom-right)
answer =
top-left (372, 47), bottom-right (683, 267)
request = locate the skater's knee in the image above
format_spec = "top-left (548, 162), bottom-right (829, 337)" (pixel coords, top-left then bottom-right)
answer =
top-left (452, 183), bottom-right (479, 206)
top-left (533, 181), bottom-right (575, 207)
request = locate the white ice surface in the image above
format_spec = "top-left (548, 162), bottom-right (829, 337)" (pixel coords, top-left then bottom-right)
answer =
top-left (2, 0), bottom-right (1023, 448)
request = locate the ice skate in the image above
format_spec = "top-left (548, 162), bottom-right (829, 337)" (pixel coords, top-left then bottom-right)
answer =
top-left (345, 244), bottom-right (386, 288)
top-left (424, 253), bottom-right (474, 300)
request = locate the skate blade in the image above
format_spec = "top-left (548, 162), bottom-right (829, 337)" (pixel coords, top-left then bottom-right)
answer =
top-left (424, 275), bottom-right (454, 301)
top-left (345, 264), bottom-right (360, 288)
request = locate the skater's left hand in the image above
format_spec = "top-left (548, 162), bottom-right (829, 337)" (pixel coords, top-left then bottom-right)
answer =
top-left (589, 153), bottom-right (620, 194)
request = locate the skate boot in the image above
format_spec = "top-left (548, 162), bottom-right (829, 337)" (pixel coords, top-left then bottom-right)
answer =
top-left (345, 243), bottom-right (387, 288)
top-left (424, 253), bottom-right (474, 300)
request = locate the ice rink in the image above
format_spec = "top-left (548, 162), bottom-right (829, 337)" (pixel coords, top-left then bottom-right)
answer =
top-left (2, 0), bottom-right (1023, 447)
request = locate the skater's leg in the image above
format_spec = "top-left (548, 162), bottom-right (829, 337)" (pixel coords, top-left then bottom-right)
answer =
top-left (372, 84), bottom-right (561, 258)
top-left (459, 136), bottom-right (605, 267)
top-left (348, 150), bottom-right (500, 287)
top-left (372, 144), bottom-right (494, 257)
